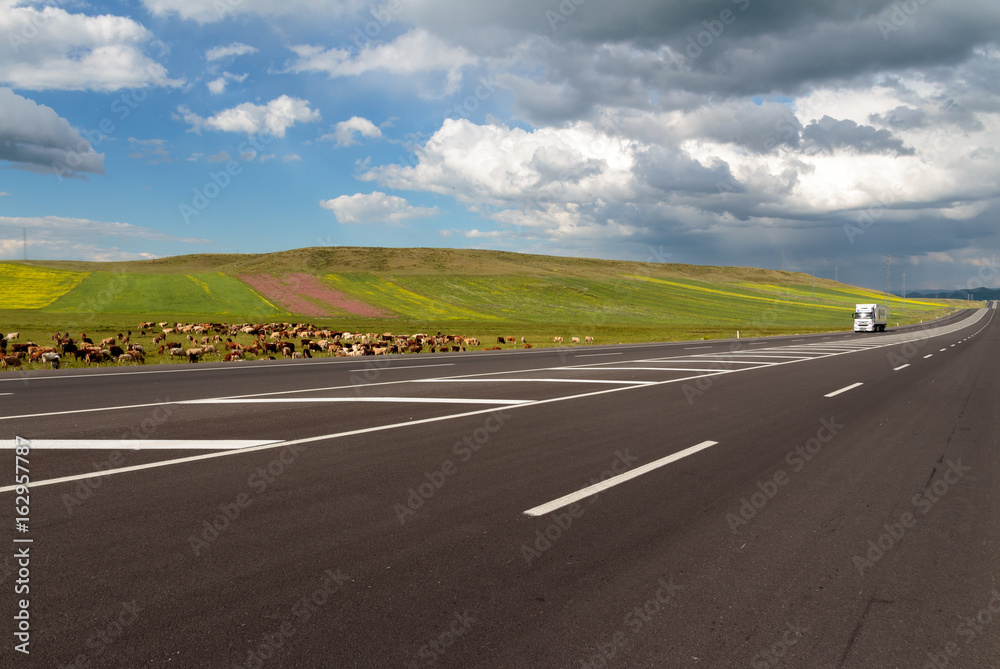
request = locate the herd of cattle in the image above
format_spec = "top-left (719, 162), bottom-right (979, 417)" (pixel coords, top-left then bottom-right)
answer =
top-left (0, 322), bottom-right (595, 370)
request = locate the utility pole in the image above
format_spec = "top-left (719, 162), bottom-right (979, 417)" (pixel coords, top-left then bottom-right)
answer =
top-left (883, 255), bottom-right (893, 296)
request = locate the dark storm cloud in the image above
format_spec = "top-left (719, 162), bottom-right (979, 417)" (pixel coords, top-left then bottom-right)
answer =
top-left (0, 88), bottom-right (105, 178)
top-left (802, 116), bottom-right (914, 155)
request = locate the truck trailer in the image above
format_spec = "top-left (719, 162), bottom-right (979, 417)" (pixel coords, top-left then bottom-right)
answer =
top-left (854, 303), bottom-right (888, 332)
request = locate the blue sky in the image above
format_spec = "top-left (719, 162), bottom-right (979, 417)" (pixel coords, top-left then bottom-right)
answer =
top-left (1, 0), bottom-right (999, 291)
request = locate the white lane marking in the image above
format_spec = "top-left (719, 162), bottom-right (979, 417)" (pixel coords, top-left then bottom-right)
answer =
top-left (0, 400), bottom-right (182, 422)
top-left (704, 354), bottom-right (813, 359)
top-left (524, 440), bottom-right (719, 516)
top-left (553, 366), bottom-right (734, 372)
top-left (348, 363), bottom-right (453, 372)
top-left (923, 354), bottom-right (933, 359)
top-left (0, 393), bottom-right (11, 396)
top-left (0, 373), bottom-right (733, 494)
top-left (0, 439), bottom-right (280, 450)
top-left (893, 364), bottom-right (910, 371)
top-left (825, 382), bottom-right (863, 398)
top-left (574, 352), bottom-right (623, 358)
top-left (637, 359), bottom-right (773, 365)
top-left (414, 378), bottom-right (654, 385)
top-left (683, 346), bottom-right (713, 350)
top-left (180, 397), bottom-right (532, 405)
top-left (940, 348), bottom-right (947, 352)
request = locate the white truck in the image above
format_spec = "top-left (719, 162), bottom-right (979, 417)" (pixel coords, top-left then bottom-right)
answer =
top-left (854, 303), bottom-right (888, 332)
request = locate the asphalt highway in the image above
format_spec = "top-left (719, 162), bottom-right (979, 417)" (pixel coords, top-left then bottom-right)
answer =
top-left (1, 305), bottom-right (997, 668)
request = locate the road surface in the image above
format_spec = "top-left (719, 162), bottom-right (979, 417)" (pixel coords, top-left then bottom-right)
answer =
top-left (1, 306), bottom-right (997, 668)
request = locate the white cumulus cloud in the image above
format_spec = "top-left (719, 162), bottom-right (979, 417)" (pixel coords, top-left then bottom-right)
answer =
top-left (179, 95), bottom-right (320, 137)
top-left (319, 192), bottom-right (439, 225)
top-left (0, 1), bottom-right (182, 91)
top-left (288, 29), bottom-right (476, 96)
top-left (206, 42), bottom-right (258, 62)
top-left (321, 116), bottom-right (383, 147)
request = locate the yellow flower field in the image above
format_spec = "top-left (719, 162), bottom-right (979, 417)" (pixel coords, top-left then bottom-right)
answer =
top-left (0, 263), bottom-right (88, 309)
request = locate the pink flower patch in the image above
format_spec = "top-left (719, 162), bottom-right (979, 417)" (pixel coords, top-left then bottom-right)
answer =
top-left (239, 273), bottom-right (390, 318)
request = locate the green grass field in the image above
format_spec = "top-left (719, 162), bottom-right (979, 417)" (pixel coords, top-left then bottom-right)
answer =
top-left (44, 271), bottom-right (285, 318)
top-left (0, 248), bottom-right (978, 370)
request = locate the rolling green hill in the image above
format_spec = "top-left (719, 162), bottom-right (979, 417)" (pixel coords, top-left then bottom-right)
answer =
top-left (0, 247), bottom-right (974, 348)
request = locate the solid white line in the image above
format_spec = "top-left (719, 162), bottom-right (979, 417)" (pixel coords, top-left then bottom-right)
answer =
top-left (574, 352), bottom-right (623, 358)
top-left (683, 346), bottom-right (713, 350)
top-left (640, 359), bottom-right (773, 366)
top-left (553, 366), bottom-right (731, 373)
top-left (523, 440), bottom-right (719, 516)
top-left (825, 382), bottom-right (863, 398)
top-left (414, 378), bottom-right (654, 385)
top-left (893, 364), bottom-right (910, 371)
top-left (0, 400), bottom-right (179, 422)
top-left (705, 354), bottom-right (813, 359)
top-left (0, 439), bottom-right (280, 450)
top-left (180, 397), bottom-right (532, 405)
top-left (347, 363), bottom-right (454, 372)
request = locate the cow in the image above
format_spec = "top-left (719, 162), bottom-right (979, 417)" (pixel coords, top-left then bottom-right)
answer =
top-left (497, 336), bottom-right (505, 345)
top-left (0, 356), bottom-right (22, 368)
top-left (585, 336), bottom-right (594, 344)
top-left (4, 332), bottom-right (18, 341)
top-left (505, 336), bottom-right (515, 344)
top-left (571, 337), bottom-right (580, 344)
top-left (553, 336), bottom-right (563, 344)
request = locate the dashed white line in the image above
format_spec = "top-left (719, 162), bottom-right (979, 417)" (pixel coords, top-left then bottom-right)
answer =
top-left (524, 440), bottom-right (719, 516)
top-left (893, 364), bottom-right (910, 371)
top-left (923, 354), bottom-right (933, 359)
top-left (825, 382), bottom-right (863, 398)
